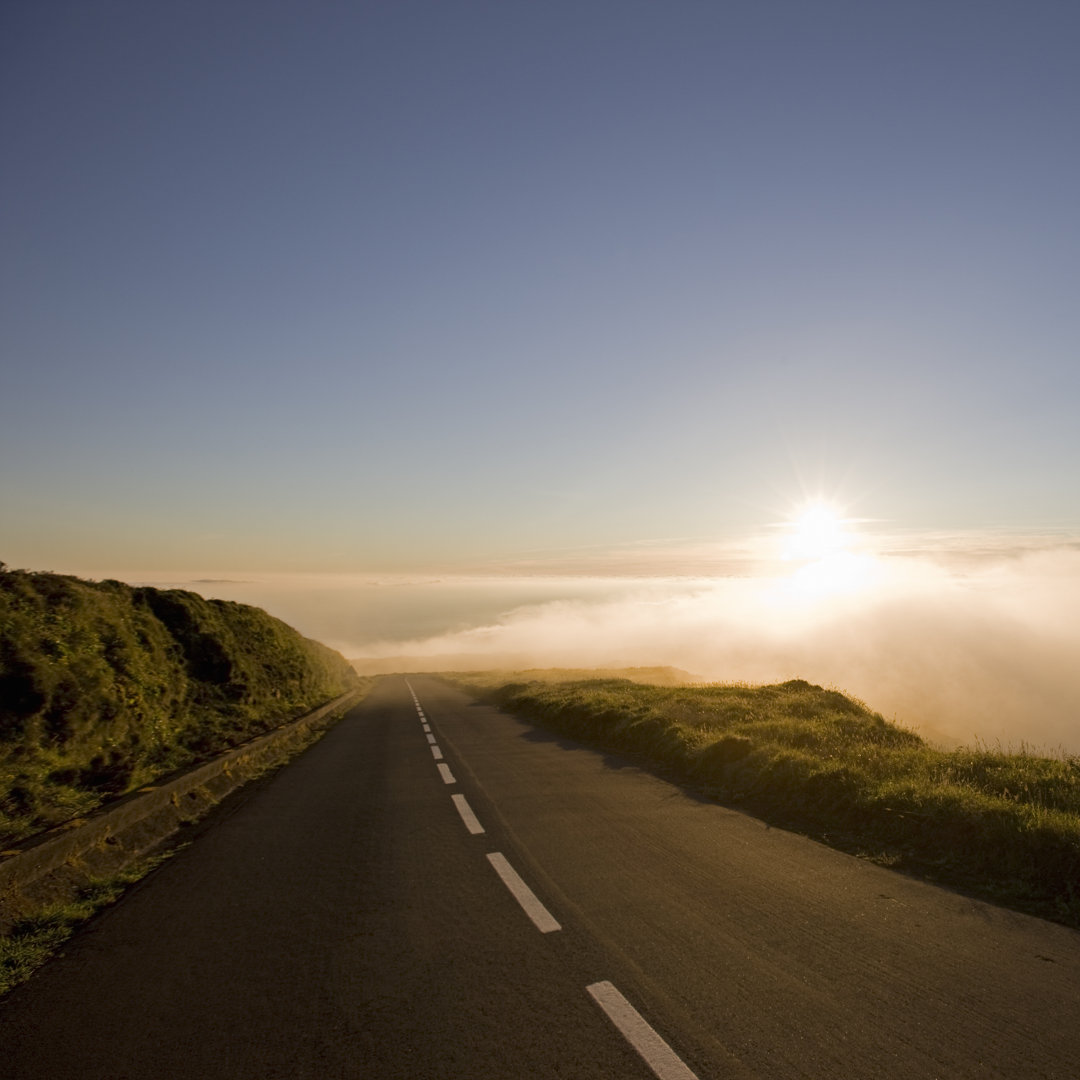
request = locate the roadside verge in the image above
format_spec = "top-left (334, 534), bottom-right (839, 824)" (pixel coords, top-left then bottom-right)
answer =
top-left (0, 686), bottom-right (365, 933)
top-left (453, 674), bottom-right (1080, 929)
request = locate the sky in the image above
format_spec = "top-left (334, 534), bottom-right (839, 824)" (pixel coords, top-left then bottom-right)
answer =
top-left (3, 2), bottom-right (1079, 749)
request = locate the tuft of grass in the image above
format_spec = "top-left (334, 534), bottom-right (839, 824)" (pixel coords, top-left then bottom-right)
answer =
top-left (459, 675), bottom-right (1080, 927)
top-left (0, 850), bottom-right (178, 997)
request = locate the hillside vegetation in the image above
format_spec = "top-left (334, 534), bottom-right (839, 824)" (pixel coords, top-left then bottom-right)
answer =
top-left (460, 673), bottom-right (1080, 927)
top-left (0, 564), bottom-right (358, 845)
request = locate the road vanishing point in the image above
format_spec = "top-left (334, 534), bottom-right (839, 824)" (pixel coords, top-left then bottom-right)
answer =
top-left (2, 675), bottom-right (1079, 1078)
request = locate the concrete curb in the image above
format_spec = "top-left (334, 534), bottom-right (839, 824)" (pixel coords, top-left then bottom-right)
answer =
top-left (0, 687), bottom-right (364, 930)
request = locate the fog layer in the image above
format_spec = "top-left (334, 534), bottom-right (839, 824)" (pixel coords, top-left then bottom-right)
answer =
top-left (347, 545), bottom-right (1080, 754)
top-left (120, 538), bottom-right (1080, 754)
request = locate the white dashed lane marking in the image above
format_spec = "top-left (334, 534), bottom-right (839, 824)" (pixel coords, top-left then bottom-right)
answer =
top-left (451, 793), bottom-right (485, 835)
top-left (586, 982), bottom-right (700, 1080)
top-left (409, 680), bottom-right (693, 1076)
top-left (486, 853), bottom-right (561, 934)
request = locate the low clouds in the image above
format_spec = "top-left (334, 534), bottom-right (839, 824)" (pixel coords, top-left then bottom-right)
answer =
top-left (352, 543), bottom-right (1080, 754)
top-left (125, 535), bottom-right (1080, 754)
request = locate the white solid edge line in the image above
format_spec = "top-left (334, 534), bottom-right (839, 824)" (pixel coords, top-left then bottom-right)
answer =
top-left (426, 732), bottom-right (437, 744)
top-left (586, 982), bottom-right (699, 1080)
top-left (430, 745), bottom-right (444, 760)
top-left (450, 793), bottom-right (485, 835)
top-left (437, 762), bottom-right (456, 784)
top-left (486, 852), bottom-right (561, 934)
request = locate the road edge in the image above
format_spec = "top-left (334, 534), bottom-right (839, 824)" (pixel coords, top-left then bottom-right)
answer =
top-left (0, 686), bottom-right (366, 931)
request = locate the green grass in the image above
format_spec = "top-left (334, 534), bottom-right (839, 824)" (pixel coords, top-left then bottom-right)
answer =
top-left (0, 563), bottom-right (359, 845)
top-left (0, 850), bottom-right (178, 997)
top-left (457, 672), bottom-right (1080, 927)
top-left (0, 681), bottom-right (371, 1000)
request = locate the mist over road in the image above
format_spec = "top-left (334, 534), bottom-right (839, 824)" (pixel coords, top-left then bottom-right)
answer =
top-left (2, 676), bottom-right (1079, 1078)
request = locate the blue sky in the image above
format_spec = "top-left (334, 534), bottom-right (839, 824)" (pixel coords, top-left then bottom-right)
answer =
top-left (3, 0), bottom-right (1079, 575)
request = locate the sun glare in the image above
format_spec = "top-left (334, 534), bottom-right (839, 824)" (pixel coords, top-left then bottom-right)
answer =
top-left (787, 502), bottom-right (849, 561)
top-left (777, 501), bottom-right (874, 598)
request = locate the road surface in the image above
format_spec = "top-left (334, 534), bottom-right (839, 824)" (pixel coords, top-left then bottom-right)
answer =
top-left (1, 674), bottom-right (1078, 1078)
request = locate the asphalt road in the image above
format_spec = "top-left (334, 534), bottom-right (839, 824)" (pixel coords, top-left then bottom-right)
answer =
top-left (2, 675), bottom-right (1079, 1078)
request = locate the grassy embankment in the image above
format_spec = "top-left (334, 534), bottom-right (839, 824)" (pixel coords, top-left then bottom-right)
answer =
top-left (0, 563), bottom-right (359, 847)
top-left (0, 850), bottom-right (179, 996)
top-left (458, 671), bottom-right (1080, 927)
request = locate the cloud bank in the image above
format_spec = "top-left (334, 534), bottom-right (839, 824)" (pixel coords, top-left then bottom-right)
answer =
top-left (107, 532), bottom-right (1080, 754)
top-left (352, 544), bottom-right (1080, 754)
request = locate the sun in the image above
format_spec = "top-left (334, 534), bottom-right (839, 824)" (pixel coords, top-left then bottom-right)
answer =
top-left (786, 502), bottom-right (849, 561)
top-left (777, 501), bottom-right (874, 597)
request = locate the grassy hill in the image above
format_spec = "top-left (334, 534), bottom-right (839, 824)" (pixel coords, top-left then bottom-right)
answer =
top-left (0, 563), bottom-right (358, 845)
top-left (455, 673), bottom-right (1080, 927)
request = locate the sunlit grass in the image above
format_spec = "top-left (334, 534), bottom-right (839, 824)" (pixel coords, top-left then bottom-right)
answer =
top-left (0, 564), bottom-right (360, 846)
top-left (0, 679), bottom-right (371, 1000)
top-left (456, 673), bottom-right (1080, 926)
top-left (0, 850), bottom-right (178, 997)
